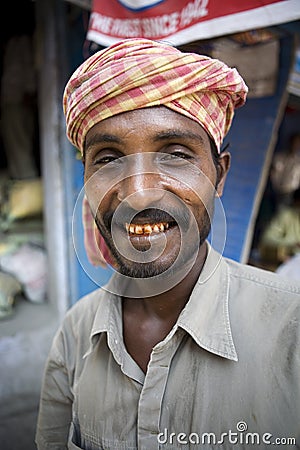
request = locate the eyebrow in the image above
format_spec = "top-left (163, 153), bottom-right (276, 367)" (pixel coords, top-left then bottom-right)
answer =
top-left (84, 129), bottom-right (206, 153)
top-left (153, 130), bottom-right (205, 145)
top-left (84, 133), bottom-right (122, 152)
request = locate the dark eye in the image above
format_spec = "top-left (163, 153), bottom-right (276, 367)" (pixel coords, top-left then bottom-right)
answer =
top-left (170, 151), bottom-right (192, 160)
top-left (94, 155), bottom-right (118, 165)
top-left (92, 150), bottom-right (124, 166)
top-left (158, 150), bottom-right (193, 164)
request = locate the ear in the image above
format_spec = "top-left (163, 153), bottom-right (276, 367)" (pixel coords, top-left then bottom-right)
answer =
top-left (216, 151), bottom-right (231, 197)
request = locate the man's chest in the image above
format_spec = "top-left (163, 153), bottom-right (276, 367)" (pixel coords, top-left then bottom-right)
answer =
top-left (70, 334), bottom-right (299, 449)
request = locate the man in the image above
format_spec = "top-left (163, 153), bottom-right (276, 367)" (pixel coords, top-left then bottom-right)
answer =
top-left (36, 39), bottom-right (300, 449)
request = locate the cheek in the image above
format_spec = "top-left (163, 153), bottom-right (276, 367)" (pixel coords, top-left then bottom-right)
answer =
top-left (179, 175), bottom-right (216, 208)
top-left (84, 175), bottom-right (113, 218)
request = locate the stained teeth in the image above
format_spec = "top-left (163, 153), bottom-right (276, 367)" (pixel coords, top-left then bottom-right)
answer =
top-left (135, 225), bottom-right (143, 234)
top-left (125, 222), bottom-right (170, 235)
top-left (144, 225), bottom-right (152, 234)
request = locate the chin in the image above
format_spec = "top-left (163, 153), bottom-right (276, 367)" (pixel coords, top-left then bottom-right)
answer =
top-left (118, 261), bottom-right (167, 278)
top-left (114, 248), bottom-right (180, 278)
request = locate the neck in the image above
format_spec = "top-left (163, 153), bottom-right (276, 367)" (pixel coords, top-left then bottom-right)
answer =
top-left (123, 242), bottom-right (208, 322)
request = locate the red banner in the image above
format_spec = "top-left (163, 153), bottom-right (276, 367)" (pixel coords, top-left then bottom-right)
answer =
top-left (87, 0), bottom-right (300, 46)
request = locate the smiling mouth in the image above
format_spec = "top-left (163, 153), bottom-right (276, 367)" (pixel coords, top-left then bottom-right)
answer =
top-left (125, 221), bottom-right (175, 236)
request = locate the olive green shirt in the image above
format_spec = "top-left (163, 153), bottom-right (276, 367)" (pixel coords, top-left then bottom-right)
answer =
top-left (36, 245), bottom-right (300, 449)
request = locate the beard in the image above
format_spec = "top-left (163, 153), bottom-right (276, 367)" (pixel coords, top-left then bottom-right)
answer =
top-left (94, 198), bottom-right (214, 279)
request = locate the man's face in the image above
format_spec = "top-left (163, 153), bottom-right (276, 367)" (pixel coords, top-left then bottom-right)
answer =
top-left (83, 107), bottom-right (229, 279)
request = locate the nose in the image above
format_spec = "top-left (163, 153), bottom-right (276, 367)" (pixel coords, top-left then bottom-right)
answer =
top-left (117, 155), bottom-right (165, 210)
top-left (117, 174), bottom-right (166, 210)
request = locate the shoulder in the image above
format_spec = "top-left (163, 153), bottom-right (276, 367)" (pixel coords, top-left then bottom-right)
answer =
top-left (62, 287), bottom-right (108, 334)
top-left (54, 287), bottom-right (108, 347)
top-left (67, 287), bottom-right (105, 316)
top-left (49, 287), bottom-right (111, 367)
top-left (225, 256), bottom-right (300, 301)
top-left (223, 258), bottom-right (300, 350)
top-left (223, 257), bottom-right (300, 337)
top-left (224, 259), bottom-right (300, 381)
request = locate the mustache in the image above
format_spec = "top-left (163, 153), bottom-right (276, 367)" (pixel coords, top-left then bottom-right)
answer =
top-left (102, 207), bottom-right (191, 230)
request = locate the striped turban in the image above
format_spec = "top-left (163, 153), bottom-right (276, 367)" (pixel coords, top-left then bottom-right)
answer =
top-left (63, 38), bottom-right (248, 268)
top-left (63, 38), bottom-right (248, 153)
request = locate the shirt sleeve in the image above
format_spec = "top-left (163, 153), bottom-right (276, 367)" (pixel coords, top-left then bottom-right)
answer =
top-left (35, 325), bottom-right (74, 449)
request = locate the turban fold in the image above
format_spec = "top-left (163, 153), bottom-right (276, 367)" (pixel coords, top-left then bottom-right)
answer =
top-left (63, 38), bottom-right (248, 153)
top-left (63, 38), bottom-right (248, 268)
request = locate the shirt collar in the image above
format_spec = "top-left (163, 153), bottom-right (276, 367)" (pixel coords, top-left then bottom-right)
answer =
top-left (85, 243), bottom-right (238, 362)
top-left (83, 274), bottom-right (122, 359)
top-left (178, 243), bottom-right (238, 361)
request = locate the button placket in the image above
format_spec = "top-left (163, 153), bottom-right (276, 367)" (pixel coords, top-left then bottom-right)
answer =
top-left (137, 329), bottom-right (185, 450)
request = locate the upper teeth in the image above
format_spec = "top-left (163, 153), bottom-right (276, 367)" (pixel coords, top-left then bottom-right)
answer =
top-left (125, 222), bottom-right (170, 235)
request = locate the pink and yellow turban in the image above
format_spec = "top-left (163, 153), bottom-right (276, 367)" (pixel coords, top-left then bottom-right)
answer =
top-left (63, 38), bottom-right (248, 267)
top-left (63, 38), bottom-right (248, 153)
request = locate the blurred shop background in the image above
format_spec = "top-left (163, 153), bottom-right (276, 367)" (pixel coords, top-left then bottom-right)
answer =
top-left (0, 1), bottom-right (300, 449)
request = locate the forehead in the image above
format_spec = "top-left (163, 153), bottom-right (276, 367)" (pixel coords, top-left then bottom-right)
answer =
top-left (84, 106), bottom-right (211, 150)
